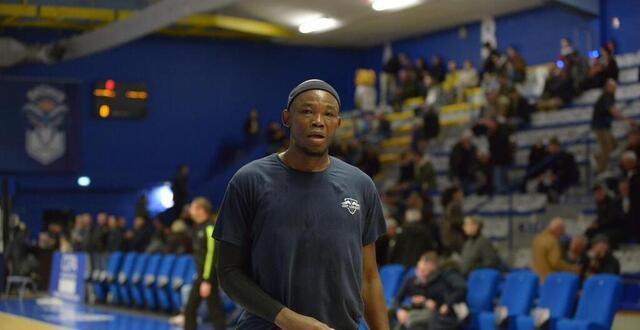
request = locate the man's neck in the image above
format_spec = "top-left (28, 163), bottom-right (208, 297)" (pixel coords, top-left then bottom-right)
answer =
top-left (279, 147), bottom-right (330, 172)
top-left (193, 217), bottom-right (208, 224)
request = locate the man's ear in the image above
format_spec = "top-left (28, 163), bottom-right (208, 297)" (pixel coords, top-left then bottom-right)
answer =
top-left (281, 109), bottom-right (290, 128)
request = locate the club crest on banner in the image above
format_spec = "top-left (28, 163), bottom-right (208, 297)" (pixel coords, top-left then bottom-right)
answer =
top-left (22, 85), bottom-right (69, 165)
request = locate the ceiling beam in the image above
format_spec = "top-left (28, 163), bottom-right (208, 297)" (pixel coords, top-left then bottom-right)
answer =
top-left (0, 4), bottom-right (294, 39)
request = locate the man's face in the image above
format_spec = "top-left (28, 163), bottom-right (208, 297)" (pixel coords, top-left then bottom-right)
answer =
top-left (283, 90), bottom-right (341, 157)
top-left (592, 242), bottom-right (608, 258)
top-left (594, 188), bottom-right (606, 202)
top-left (416, 260), bottom-right (436, 282)
top-left (548, 143), bottom-right (560, 154)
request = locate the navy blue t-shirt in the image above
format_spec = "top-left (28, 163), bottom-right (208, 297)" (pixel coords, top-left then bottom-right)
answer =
top-left (214, 154), bottom-right (386, 330)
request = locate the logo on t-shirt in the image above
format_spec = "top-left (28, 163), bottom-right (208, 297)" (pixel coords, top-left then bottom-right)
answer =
top-left (341, 197), bottom-right (361, 215)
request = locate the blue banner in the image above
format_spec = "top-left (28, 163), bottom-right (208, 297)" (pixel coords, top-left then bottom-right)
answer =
top-left (0, 77), bottom-right (80, 173)
top-left (48, 252), bottom-right (88, 303)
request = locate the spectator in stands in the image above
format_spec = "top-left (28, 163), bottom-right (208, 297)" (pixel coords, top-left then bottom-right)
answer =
top-left (476, 118), bottom-right (514, 194)
top-left (393, 252), bottom-right (466, 330)
top-left (591, 79), bottom-right (634, 175)
top-left (71, 213), bottom-right (91, 252)
top-left (629, 166), bottom-right (640, 241)
top-left (380, 54), bottom-right (401, 106)
top-left (559, 38), bottom-right (574, 59)
top-left (536, 138), bottom-right (580, 202)
top-left (356, 141), bottom-right (381, 178)
top-left (390, 192), bottom-right (438, 267)
top-left (459, 217), bottom-right (500, 276)
top-left (481, 42), bottom-right (500, 79)
top-left (429, 55), bottom-right (446, 83)
top-left (134, 194), bottom-right (150, 221)
top-left (394, 150), bottom-right (421, 194)
top-left (376, 218), bottom-right (398, 266)
top-left (563, 50), bottom-right (589, 92)
top-left (442, 60), bottom-right (460, 102)
top-left (505, 89), bottom-right (533, 128)
top-left (243, 109), bottom-right (260, 144)
top-left (415, 154), bottom-right (438, 194)
top-left (472, 148), bottom-right (493, 195)
top-left (146, 217), bottom-right (168, 254)
top-left (563, 235), bottom-right (588, 266)
top-left (6, 220), bottom-right (38, 279)
top-left (440, 186), bottom-right (465, 255)
top-left (106, 215), bottom-right (124, 251)
top-left (449, 131), bottom-right (478, 194)
top-left (171, 164), bottom-right (190, 222)
top-left (583, 235), bottom-right (620, 276)
top-left (166, 219), bottom-right (193, 254)
top-left (505, 46), bottom-right (527, 83)
top-left (620, 151), bottom-right (638, 179)
top-left (414, 57), bottom-right (427, 82)
top-left (579, 47), bottom-right (619, 91)
top-left (395, 68), bottom-right (419, 105)
top-left (585, 184), bottom-right (624, 249)
top-left (625, 129), bottom-right (640, 160)
top-left (537, 65), bottom-right (574, 111)
top-left (39, 222), bottom-right (62, 250)
top-left (458, 59), bottom-right (479, 90)
top-left (532, 218), bottom-right (580, 281)
top-left (266, 121), bottom-right (286, 154)
top-left (89, 212), bottom-right (109, 252)
top-left (125, 216), bottom-right (150, 252)
top-left (615, 180), bottom-right (632, 241)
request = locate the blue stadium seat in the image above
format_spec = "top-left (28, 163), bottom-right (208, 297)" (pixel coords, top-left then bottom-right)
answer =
top-left (479, 270), bottom-right (538, 330)
top-left (379, 264), bottom-right (405, 306)
top-left (466, 269), bottom-right (500, 330)
top-left (515, 272), bottom-right (579, 330)
top-left (403, 266), bottom-right (416, 282)
top-left (130, 253), bottom-right (150, 307)
top-left (556, 274), bottom-right (622, 330)
top-left (169, 255), bottom-right (193, 311)
top-left (142, 254), bottom-right (162, 309)
top-left (156, 254), bottom-right (177, 311)
top-left (104, 251), bottom-right (124, 304)
top-left (117, 252), bottom-right (139, 306)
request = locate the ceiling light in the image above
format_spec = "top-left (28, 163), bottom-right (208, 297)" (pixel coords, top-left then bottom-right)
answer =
top-left (298, 17), bottom-right (340, 34)
top-left (371, 0), bottom-right (423, 12)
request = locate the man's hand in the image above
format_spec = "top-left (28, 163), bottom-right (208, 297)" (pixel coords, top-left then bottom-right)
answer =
top-left (425, 299), bottom-right (437, 311)
top-left (411, 295), bottom-right (426, 305)
top-left (396, 309), bottom-right (409, 325)
top-left (199, 282), bottom-right (211, 298)
top-left (439, 304), bottom-right (449, 316)
top-left (274, 307), bottom-right (334, 330)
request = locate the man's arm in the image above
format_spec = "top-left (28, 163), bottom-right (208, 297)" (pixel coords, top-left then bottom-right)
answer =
top-left (547, 239), bottom-right (580, 273)
top-left (362, 244), bottom-right (390, 330)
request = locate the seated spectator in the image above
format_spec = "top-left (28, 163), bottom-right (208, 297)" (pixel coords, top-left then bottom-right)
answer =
top-left (243, 109), bottom-right (260, 144)
top-left (505, 89), bottom-right (533, 128)
top-left (620, 150), bottom-right (638, 179)
top-left (460, 217), bottom-right (500, 275)
top-left (583, 235), bottom-right (620, 276)
top-left (563, 49), bottom-right (589, 92)
top-left (415, 154), bottom-right (437, 193)
top-left (390, 192), bottom-right (438, 267)
top-left (439, 186), bottom-right (465, 255)
top-left (505, 46), bottom-right (527, 83)
top-left (392, 150), bottom-right (421, 195)
top-left (429, 55), bottom-right (446, 83)
top-left (414, 57), bottom-right (427, 82)
top-left (166, 219), bottom-right (192, 254)
top-left (532, 218), bottom-right (580, 281)
top-left (422, 73), bottom-right (445, 112)
top-left (146, 218), bottom-right (168, 254)
top-left (535, 138), bottom-right (580, 202)
top-left (449, 131), bottom-right (478, 194)
top-left (126, 216), bottom-right (150, 252)
top-left (625, 129), bottom-right (640, 160)
top-left (537, 66), bottom-right (574, 111)
top-left (356, 141), bottom-right (381, 178)
top-left (442, 60), bottom-right (460, 102)
top-left (585, 184), bottom-right (624, 248)
top-left (106, 215), bottom-right (125, 251)
top-left (393, 252), bottom-right (466, 330)
top-left (563, 235), bottom-right (588, 266)
top-left (558, 37), bottom-right (574, 59)
top-left (579, 47), bottom-right (619, 92)
top-left (458, 59), bottom-right (479, 90)
top-left (481, 43), bottom-right (501, 78)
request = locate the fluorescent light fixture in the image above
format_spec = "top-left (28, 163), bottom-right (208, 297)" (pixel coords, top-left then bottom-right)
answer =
top-left (372, 0), bottom-right (423, 12)
top-left (77, 176), bottom-right (91, 187)
top-left (298, 17), bottom-right (340, 34)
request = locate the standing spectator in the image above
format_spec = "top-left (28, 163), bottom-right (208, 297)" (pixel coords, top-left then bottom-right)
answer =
top-left (620, 151), bottom-right (637, 179)
top-left (243, 109), bottom-right (260, 144)
top-left (376, 218), bottom-right (398, 266)
top-left (395, 68), bottom-right (418, 105)
top-left (559, 38), bottom-right (574, 59)
top-left (90, 212), bottom-right (109, 252)
top-left (579, 47), bottom-right (619, 91)
top-left (171, 164), bottom-right (190, 221)
top-left (459, 217), bottom-right (500, 276)
top-left (442, 60), bottom-right (460, 102)
top-left (414, 57), bottom-right (427, 82)
top-left (439, 186), bottom-right (465, 255)
top-left (583, 235), bottom-right (620, 276)
top-left (458, 60), bottom-right (479, 90)
top-left (415, 154), bottom-right (438, 194)
top-left (585, 184), bottom-right (624, 248)
top-left (505, 46), bottom-right (527, 83)
top-left (393, 252), bottom-right (466, 330)
top-left (481, 42), bottom-right (500, 79)
top-left (449, 131), bottom-right (478, 194)
top-left (71, 213), bottom-right (91, 252)
top-left (380, 54), bottom-right (401, 106)
top-left (591, 80), bottom-right (634, 175)
top-left (481, 118), bottom-right (513, 194)
top-left (134, 194), bottom-right (150, 221)
top-left (532, 218), bottom-right (580, 281)
top-left (429, 55), bottom-right (446, 83)
top-left (266, 121), bottom-right (286, 154)
top-left (106, 215), bottom-right (124, 252)
top-left (420, 74), bottom-right (444, 140)
top-left (472, 148), bottom-right (493, 195)
top-left (126, 216), bottom-right (150, 252)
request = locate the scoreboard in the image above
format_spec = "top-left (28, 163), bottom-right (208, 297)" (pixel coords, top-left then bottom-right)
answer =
top-left (93, 80), bottom-right (148, 119)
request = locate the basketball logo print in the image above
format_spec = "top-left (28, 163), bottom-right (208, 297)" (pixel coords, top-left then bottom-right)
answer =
top-left (341, 198), bottom-right (360, 215)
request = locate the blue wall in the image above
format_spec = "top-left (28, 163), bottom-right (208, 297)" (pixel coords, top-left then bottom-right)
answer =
top-left (3, 30), bottom-right (364, 233)
top-left (601, 0), bottom-right (640, 55)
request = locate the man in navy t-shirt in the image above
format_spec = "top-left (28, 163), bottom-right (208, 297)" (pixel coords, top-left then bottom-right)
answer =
top-left (214, 79), bottom-right (389, 330)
